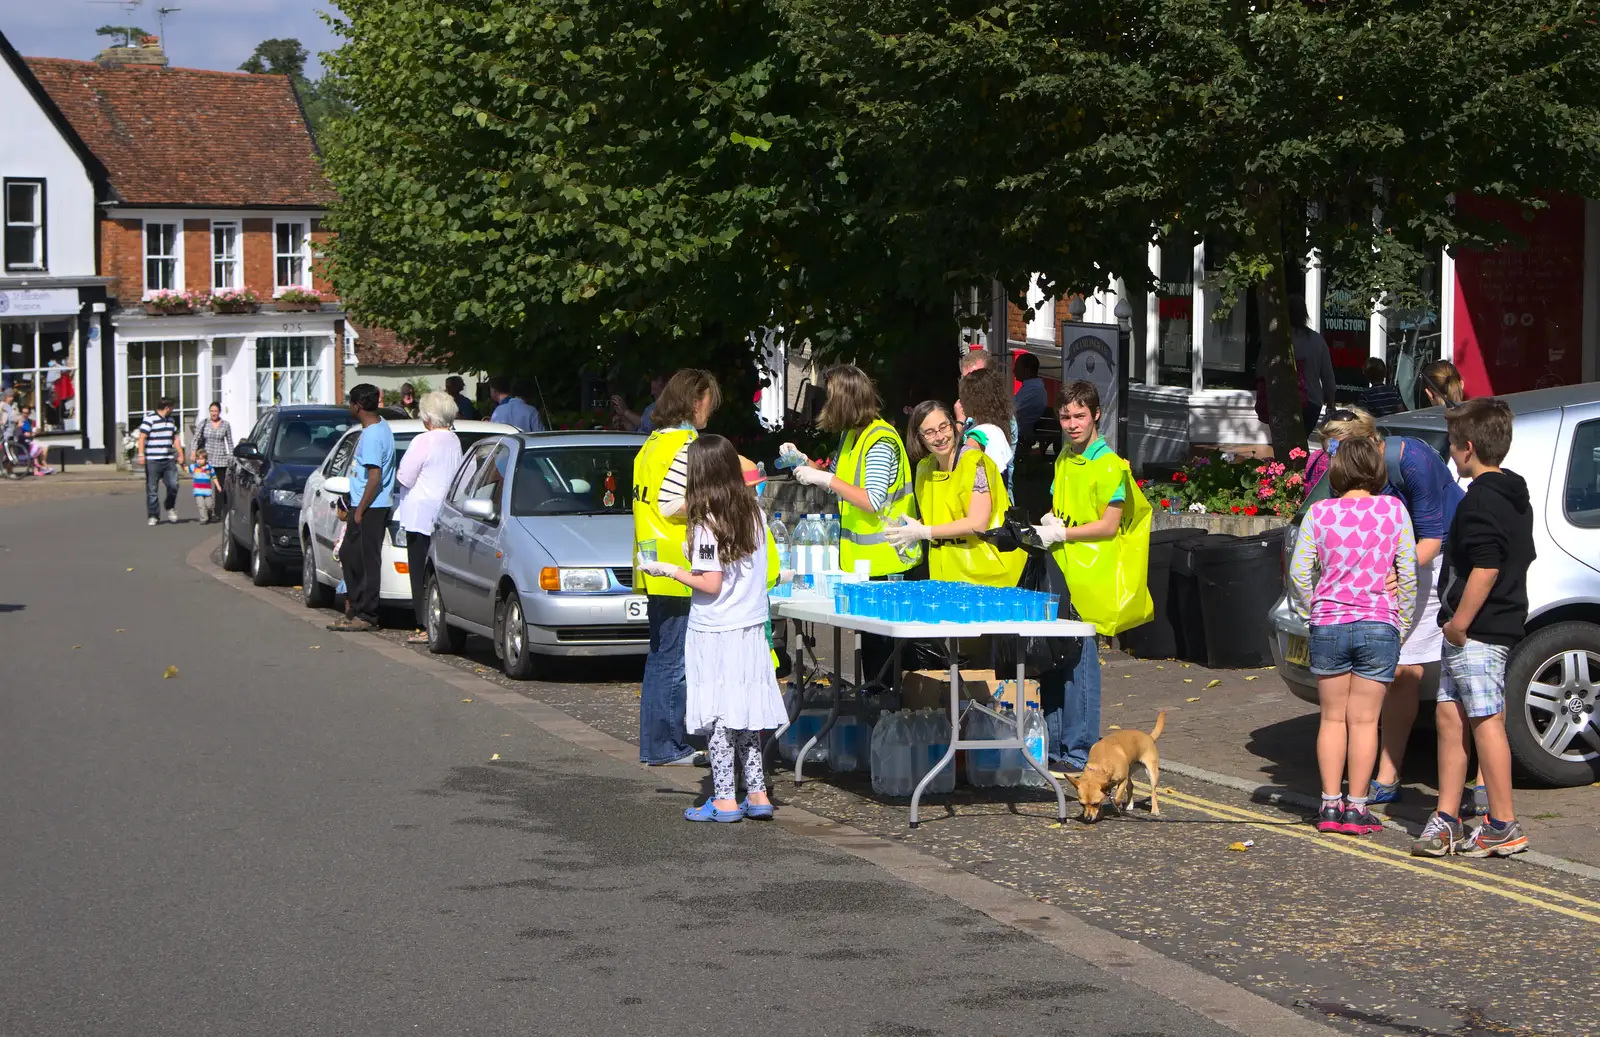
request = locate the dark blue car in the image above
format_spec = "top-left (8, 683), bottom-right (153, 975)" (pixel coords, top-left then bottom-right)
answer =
top-left (220, 405), bottom-right (357, 586)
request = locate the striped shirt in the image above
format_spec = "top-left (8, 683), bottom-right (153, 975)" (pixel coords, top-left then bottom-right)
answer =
top-left (189, 463), bottom-right (214, 496)
top-left (138, 412), bottom-right (181, 461)
top-left (860, 440), bottom-right (897, 512)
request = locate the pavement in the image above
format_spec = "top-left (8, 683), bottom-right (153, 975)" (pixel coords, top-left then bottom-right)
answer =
top-left (4, 481), bottom-right (1599, 1036)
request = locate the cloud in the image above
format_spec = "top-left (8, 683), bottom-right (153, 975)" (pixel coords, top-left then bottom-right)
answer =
top-left (4, 0), bottom-right (346, 76)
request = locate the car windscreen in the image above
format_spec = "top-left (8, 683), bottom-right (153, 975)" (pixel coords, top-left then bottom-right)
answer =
top-left (511, 445), bottom-right (641, 516)
top-left (273, 418), bottom-right (353, 464)
top-left (1377, 423), bottom-right (1451, 462)
top-left (392, 430), bottom-right (501, 466)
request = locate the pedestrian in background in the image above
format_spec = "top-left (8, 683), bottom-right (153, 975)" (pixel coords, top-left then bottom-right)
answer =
top-left (612, 373), bottom-right (669, 432)
top-left (397, 382), bottom-right (420, 419)
top-left (330, 384), bottom-right (397, 633)
top-left (189, 448), bottom-right (216, 523)
top-left (1013, 351), bottom-right (1048, 454)
top-left (193, 403), bottom-right (235, 512)
top-left (445, 375), bottom-right (478, 420)
top-left (1287, 437), bottom-right (1418, 837)
top-left (1414, 398), bottom-right (1534, 859)
top-left (1357, 357), bottom-right (1407, 417)
top-left (638, 434), bottom-right (787, 821)
top-left (489, 374), bottom-right (544, 432)
top-left (394, 391), bottom-right (463, 644)
top-left (136, 397), bottom-right (185, 526)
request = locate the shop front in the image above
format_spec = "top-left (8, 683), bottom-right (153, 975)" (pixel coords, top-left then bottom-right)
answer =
top-left (0, 282), bottom-right (112, 462)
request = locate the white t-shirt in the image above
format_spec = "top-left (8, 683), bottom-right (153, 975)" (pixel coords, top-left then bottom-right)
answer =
top-left (688, 517), bottom-right (769, 632)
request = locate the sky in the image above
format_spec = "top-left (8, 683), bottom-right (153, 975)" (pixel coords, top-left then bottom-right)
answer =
top-left (2, 0), bottom-right (344, 76)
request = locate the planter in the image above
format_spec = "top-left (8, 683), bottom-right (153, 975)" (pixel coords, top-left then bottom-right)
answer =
top-left (273, 300), bottom-right (322, 312)
top-left (1152, 512), bottom-right (1288, 537)
top-left (143, 303), bottom-right (193, 316)
top-left (211, 301), bottom-right (260, 315)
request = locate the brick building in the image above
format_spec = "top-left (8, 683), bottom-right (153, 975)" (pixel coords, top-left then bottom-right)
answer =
top-left (25, 38), bottom-right (348, 445)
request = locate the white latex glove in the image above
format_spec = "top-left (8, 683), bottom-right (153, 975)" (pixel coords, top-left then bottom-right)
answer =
top-left (1034, 515), bottom-right (1069, 546)
top-left (885, 517), bottom-right (931, 547)
top-left (792, 464), bottom-right (833, 488)
top-left (636, 553), bottom-right (679, 579)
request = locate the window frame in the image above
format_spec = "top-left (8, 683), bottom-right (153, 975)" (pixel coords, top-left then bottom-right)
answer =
top-left (142, 220), bottom-right (182, 296)
top-left (3, 178), bottom-right (47, 273)
top-left (323, 430), bottom-right (359, 477)
top-left (211, 220), bottom-right (242, 292)
top-left (273, 220), bottom-right (311, 292)
top-left (254, 335), bottom-right (327, 407)
top-left (1563, 418), bottom-right (1600, 530)
top-left (125, 338), bottom-right (203, 432)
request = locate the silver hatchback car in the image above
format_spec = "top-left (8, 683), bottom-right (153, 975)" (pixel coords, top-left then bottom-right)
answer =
top-left (422, 431), bottom-right (649, 679)
top-left (1269, 384), bottom-right (1600, 787)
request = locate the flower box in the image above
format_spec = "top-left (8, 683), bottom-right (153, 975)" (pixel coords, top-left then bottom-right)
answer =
top-left (273, 300), bottom-right (321, 312)
top-left (143, 302), bottom-right (194, 316)
top-left (211, 300), bottom-right (260, 314)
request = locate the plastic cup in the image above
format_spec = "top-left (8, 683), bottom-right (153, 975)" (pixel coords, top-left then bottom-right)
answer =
top-left (1027, 594), bottom-right (1047, 622)
top-left (1044, 594), bottom-right (1059, 620)
top-left (885, 573), bottom-right (904, 583)
top-left (825, 574), bottom-right (844, 598)
top-left (835, 593), bottom-right (849, 614)
top-left (639, 539), bottom-right (658, 563)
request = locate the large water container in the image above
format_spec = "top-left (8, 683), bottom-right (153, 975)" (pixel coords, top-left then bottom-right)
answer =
top-left (994, 708), bottom-right (1027, 788)
top-left (828, 713), bottom-right (866, 773)
top-left (778, 708), bottom-right (829, 765)
top-left (921, 710), bottom-right (955, 794)
top-left (768, 511), bottom-right (793, 571)
top-left (871, 711), bottom-right (916, 797)
top-left (965, 708), bottom-right (1003, 787)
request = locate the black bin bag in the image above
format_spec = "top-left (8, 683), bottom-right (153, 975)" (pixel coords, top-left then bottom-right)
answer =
top-left (981, 510), bottom-right (1085, 677)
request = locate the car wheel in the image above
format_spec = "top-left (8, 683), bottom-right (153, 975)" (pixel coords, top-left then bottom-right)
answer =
top-left (500, 590), bottom-right (537, 680)
top-left (220, 509), bottom-right (247, 571)
top-left (302, 535), bottom-right (333, 608)
top-left (425, 571), bottom-right (466, 655)
top-left (250, 517), bottom-right (280, 587)
top-left (1505, 621), bottom-right (1600, 787)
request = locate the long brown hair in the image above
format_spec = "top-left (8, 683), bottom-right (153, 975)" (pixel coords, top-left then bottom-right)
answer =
top-left (817, 364), bottom-right (880, 433)
top-left (958, 367), bottom-right (1014, 445)
top-left (652, 369), bottom-right (721, 429)
top-left (685, 434), bottom-right (761, 562)
top-left (1419, 359), bottom-right (1466, 408)
top-left (907, 400), bottom-right (957, 467)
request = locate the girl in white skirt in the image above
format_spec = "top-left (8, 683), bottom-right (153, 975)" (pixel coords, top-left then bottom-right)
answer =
top-left (637, 434), bottom-right (787, 822)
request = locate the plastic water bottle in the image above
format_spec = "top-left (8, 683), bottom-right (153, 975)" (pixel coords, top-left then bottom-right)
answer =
top-left (791, 515), bottom-right (815, 577)
top-left (1019, 707), bottom-right (1049, 788)
top-left (996, 707), bottom-right (1026, 787)
top-left (870, 714), bottom-right (893, 794)
top-left (776, 444), bottom-right (807, 470)
top-left (923, 710), bottom-right (954, 794)
top-left (824, 513), bottom-right (841, 572)
top-left (829, 713), bottom-right (863, 773)
top-left (780, 708), bottom-right (829, 764)
top-left (874, 711), bottom-right (916, 797)
top-left (965, 709), bottom-right (1001, 787)
top-left (800, 514), bottom-right (828, 575)
top-left (769, 511), bottom-right (792, 571)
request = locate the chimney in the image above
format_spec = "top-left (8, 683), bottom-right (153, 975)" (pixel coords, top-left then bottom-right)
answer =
top-left (96, 35), bottom-right (169, 68)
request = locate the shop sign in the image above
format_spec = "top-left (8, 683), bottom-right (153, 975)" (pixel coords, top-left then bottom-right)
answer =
top-left (0, 289), bottom-right (81, 318)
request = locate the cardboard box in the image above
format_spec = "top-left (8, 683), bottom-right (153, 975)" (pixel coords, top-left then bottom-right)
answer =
top-left (900, 668), bottom-right (1040, 712)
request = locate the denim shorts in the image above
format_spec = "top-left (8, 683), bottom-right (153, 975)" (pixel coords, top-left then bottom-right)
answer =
top-left (1308, 620), bottom-right (1402, 682)
top-left (1439, 638), bottom-right (1510, 718)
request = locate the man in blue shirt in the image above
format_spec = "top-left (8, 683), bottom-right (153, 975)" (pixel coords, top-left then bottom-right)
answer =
top-left (1012, 352), bottom-right (1049, 454)
top-left (331, 383), bottom-right (397, 632)
top-left (488, 374), bottom-right (544, 432)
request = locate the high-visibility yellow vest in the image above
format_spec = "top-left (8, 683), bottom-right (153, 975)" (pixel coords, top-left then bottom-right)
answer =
top-left (1049, 445), bottom-right (1154, 635)
top-left (835, 418), bottom-right (919, 576)
top-left (914, 449), bottom-right (1025, 587)
top-left (632, 426), bottom-right (696, 597)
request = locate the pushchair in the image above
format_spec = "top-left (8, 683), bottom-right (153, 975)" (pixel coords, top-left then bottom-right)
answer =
top-left (1, 434), bottom-right (31, 478)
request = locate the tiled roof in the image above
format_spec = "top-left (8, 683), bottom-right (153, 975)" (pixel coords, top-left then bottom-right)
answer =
top-left (23, 57), bottom-right (335, 208)
top-left (353, 324), bottom-right (430, 367)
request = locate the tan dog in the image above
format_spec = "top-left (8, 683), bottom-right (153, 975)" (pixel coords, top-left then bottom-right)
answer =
top-left (1074, 711), bottom-right (1165, 822)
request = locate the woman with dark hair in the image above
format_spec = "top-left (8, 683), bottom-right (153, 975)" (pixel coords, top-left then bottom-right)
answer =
top-left (888, 399), bottom-right (1023, 586)
top-left (632, 369), bottom-right (722, 767)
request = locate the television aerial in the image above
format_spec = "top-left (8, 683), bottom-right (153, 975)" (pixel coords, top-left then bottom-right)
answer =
top-left (85, 0), bottom-right (147, 47)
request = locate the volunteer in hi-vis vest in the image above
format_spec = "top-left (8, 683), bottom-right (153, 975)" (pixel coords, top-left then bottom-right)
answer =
top-left (789, 364), bottom-right (918, 577)
top-left (886, 399), bottom-right (1024, 587)
top-left (631, 369), bottom-right (721, 766)
top-left (1030, 380), bottom-right (1154, 770)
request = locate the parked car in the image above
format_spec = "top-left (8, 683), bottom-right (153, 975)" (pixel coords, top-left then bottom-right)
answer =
top-left (297, 419), bottom-right (517, 610)
top-left (423, 431), bottom-right (648, 679)
top-left (221, 406), bottom-right (358, 586)
top-left (1269, 384), bottom-right (1600, 786)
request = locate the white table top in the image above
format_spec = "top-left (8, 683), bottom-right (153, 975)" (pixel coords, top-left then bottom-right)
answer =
top-left (771, 596), bottom-right (1096, 639)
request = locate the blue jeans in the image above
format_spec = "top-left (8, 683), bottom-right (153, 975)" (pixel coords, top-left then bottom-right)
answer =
top-left (1040, 636), bottom-right (1102, 770)
top-left (144, 458), bottom-right (178, 518)
top-left (1308, 620), bottom-right (1401, 683)
top-left (640, 596), bottom-right (692, 764)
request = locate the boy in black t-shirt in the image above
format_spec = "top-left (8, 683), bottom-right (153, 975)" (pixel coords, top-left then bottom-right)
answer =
top-left (1412, 398), bottom-right (1534, 858)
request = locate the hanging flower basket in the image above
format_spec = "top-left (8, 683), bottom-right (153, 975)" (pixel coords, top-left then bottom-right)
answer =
top-left (143, 289), bottom-right (202, 316)
top-left (210, 288), bottom-right (261, 314)
top-left (273, 287), bottom-right (326, 312)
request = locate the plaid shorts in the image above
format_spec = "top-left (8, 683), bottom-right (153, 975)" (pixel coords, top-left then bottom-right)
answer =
top-left (1439, 638), bottom-right (1511, 718)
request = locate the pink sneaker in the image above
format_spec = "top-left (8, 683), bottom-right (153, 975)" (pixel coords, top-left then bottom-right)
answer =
top-left (1339, 806), bottom-right (1385, 835)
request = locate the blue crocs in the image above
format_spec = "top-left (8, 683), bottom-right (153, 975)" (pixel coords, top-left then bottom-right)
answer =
top-left (740, 799), bottom-right (775, 820)
top-left (684, 800), bottom-right (745, 823)
top-left (1368, 780), bottom-right (1401, 805)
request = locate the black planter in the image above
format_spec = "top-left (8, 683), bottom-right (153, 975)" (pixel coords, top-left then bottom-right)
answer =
top-left (1186, 528), bottom-right (1290, 669)
top-left (1120, 526), bottom-right (1209, 660)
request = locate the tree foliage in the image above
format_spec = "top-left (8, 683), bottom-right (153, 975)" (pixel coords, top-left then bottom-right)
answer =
top-left (239, 38), bottom-right (309, 77)
top-left (239, 37), bottom-right (352, 140)
top-left (95, 25), bottom-right (151, 47)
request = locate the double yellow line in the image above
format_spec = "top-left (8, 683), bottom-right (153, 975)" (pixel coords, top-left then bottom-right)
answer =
top-left (1156, 786), bottom-right (1600, 927)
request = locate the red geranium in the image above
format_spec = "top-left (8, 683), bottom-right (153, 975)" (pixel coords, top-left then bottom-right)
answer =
top-left (1160, 498), bottom-right (1170, 508)
top-left (1244, 505), bottom-right (1258, 515)
top-left (1231, 505), bottom-right (1241, 513)
top-left (1173, 472), bottom-right (1188, 483)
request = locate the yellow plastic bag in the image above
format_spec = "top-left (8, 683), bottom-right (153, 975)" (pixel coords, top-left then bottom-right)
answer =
top-left (916, 450), bottom-right (1025, 588)
top-left (1054, 458), bottom-right (1155, 635)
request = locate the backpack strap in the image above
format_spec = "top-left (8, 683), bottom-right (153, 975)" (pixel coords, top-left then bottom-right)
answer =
top-left (1384, 437), bottom-right (1408, 496)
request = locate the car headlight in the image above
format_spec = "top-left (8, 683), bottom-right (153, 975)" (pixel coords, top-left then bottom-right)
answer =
top-left (539, 567), bottom-right (609, 593)
top-left (271, 489), bottom-right (304, 507)
top-left (387, 521), bottom-right (408, 547)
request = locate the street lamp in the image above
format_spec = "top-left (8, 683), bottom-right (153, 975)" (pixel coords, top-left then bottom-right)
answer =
top-left (1114, 297), bottom-right (1134, 458)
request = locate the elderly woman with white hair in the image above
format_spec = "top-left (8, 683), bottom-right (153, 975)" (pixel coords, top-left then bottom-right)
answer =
top-left (395, 391), bottom-right (463, 642)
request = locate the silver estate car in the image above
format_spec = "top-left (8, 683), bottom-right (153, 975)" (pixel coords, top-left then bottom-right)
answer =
top-left (422, 431), bottom-right (649, 679)
top-left (1269, 384), bottom-right (1600, 787)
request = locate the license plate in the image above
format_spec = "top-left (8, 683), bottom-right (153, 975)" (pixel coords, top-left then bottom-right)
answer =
top-left (1285, 634), bottom-right (1310, 667)
top-left (625, 597), bottom-right (648, 621)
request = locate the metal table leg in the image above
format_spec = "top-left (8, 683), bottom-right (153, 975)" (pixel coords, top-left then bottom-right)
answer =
top-left (909, 637), bottom-right (961, 828)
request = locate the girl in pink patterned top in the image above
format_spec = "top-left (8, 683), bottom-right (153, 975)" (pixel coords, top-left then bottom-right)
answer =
top-left (1288, 438), bottom-right (1418, 836)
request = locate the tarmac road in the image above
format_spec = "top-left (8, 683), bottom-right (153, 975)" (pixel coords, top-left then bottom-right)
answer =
top-left (0, 496), bottom-right (1302, 1035)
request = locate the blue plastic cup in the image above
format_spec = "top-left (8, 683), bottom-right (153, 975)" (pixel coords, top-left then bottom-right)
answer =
top-left (1044, 593), bottom-right (1059, 620)
top-left (835, 592), bottom-right (849, 614)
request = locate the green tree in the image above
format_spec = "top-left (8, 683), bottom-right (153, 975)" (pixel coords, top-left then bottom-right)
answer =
top-left (95, 25), bottom-right (151, 47)
top-left (239, 37), bottom-right (351, 141)
top-left (239, 38), bottom-right (308, 78)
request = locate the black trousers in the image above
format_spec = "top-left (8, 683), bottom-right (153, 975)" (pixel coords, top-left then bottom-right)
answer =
top-left (342, 506), bottom-right (391, 624)
top-left (406, 531), bottom-right (431, 628)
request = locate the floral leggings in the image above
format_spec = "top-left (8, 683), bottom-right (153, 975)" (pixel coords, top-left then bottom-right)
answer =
top-left (708, 721), bottom-right (766, 801)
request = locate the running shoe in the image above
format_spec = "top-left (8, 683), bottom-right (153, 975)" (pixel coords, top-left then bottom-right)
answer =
top-left (1410, 811), bottom-right (1465, 857)
top-left (1367, 779), bottom-right (1401, 804)
top-left (1316, 801), bottom-right (1345, 833)
top-left (1339, 806), bottom-right (1385, 835)
top-left (1458, 820), bottom-right (1529, 858)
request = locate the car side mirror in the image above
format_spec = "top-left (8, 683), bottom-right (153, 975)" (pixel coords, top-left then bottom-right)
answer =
top-left (462, 498), bottom-right (497, 522)
top-left (322, 475), bottom-right (350, 496)
top-left (234, 442), bottom-right (262, 461)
